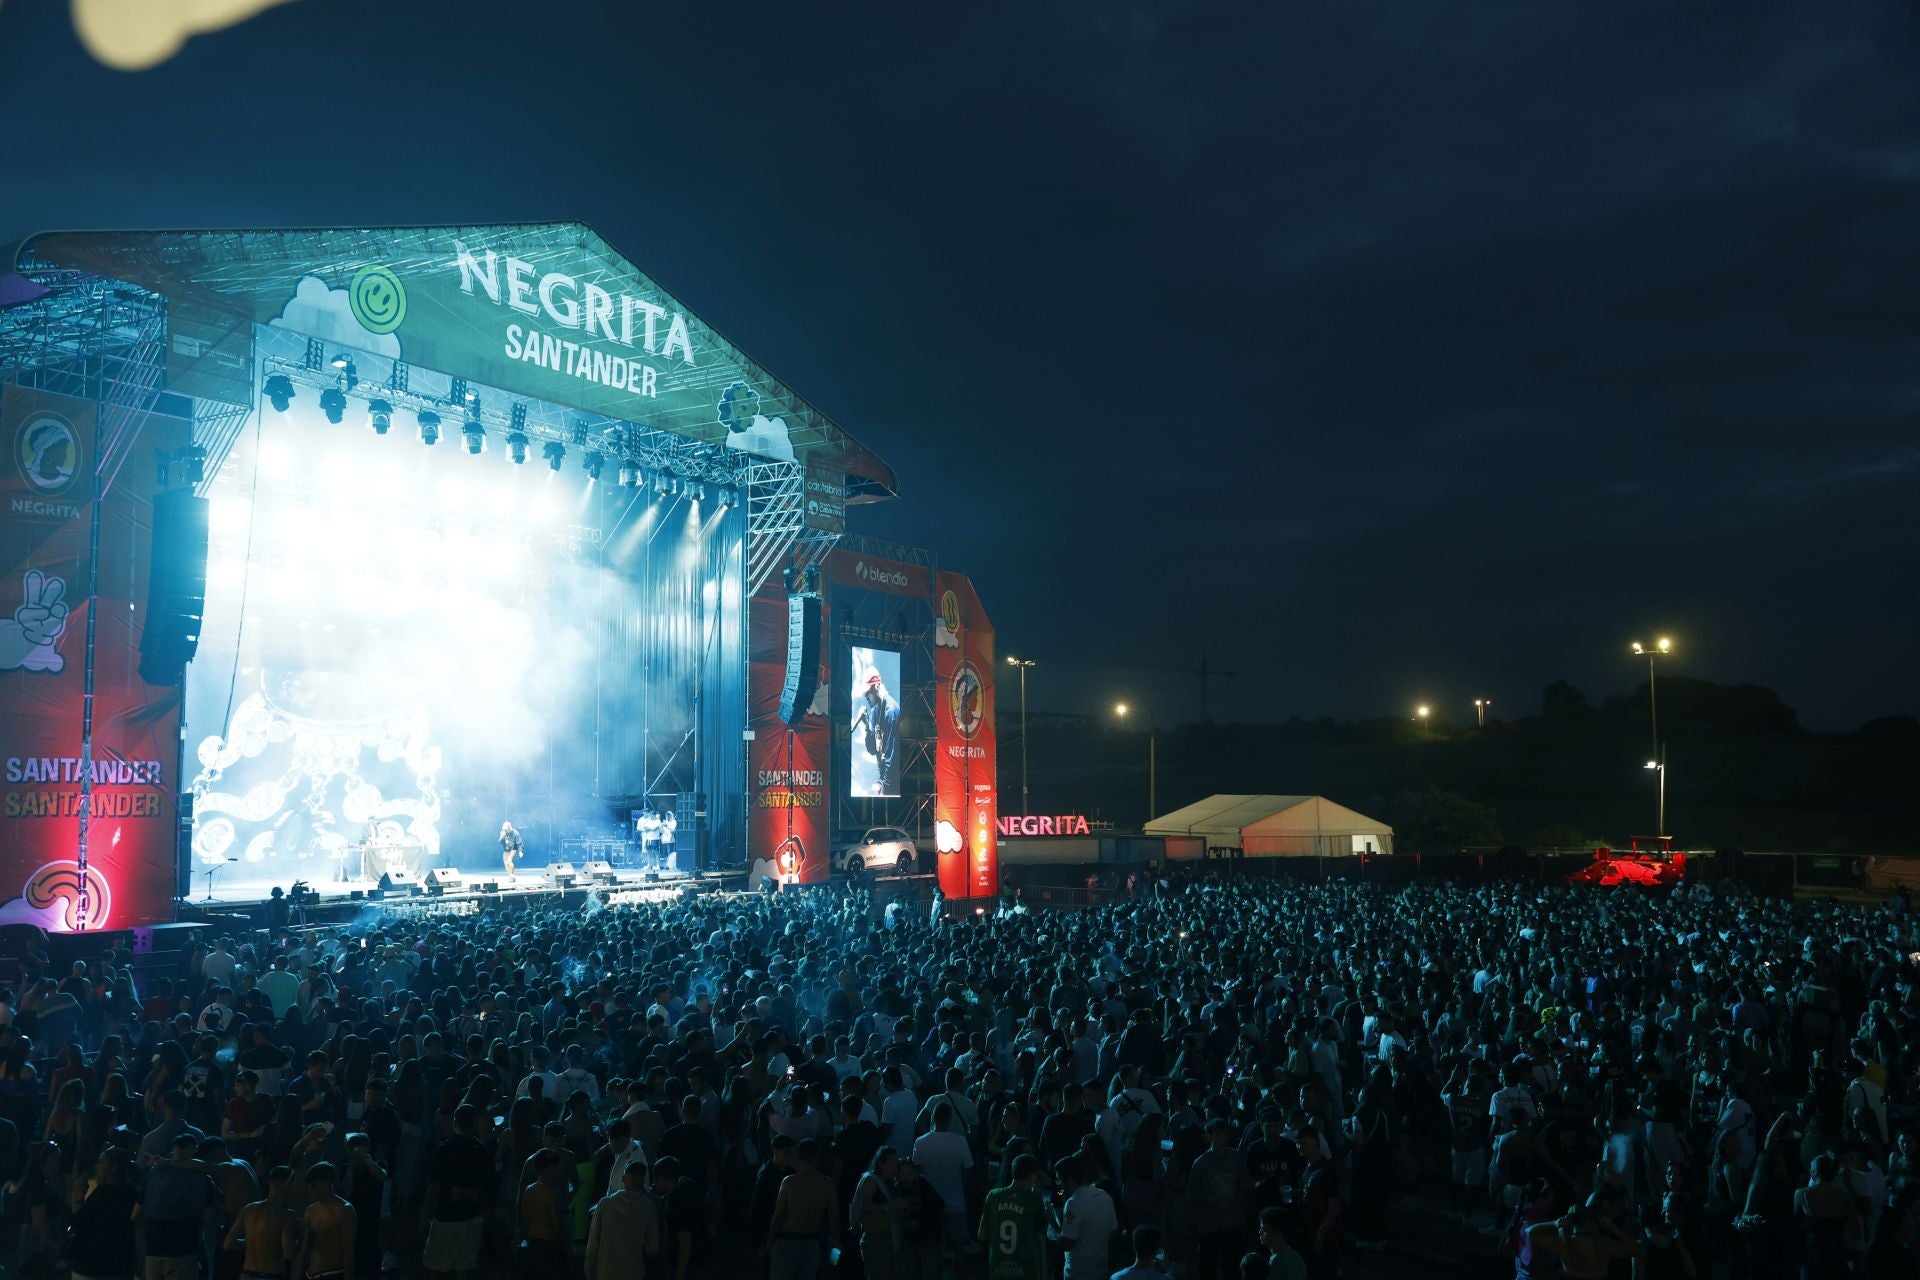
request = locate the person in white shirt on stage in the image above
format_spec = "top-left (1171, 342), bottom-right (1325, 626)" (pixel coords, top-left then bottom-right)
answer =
top-left (501, 821), bottom-right (524, 880)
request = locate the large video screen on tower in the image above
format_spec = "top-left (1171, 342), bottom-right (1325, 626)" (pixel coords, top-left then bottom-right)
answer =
top-left (849, 646), bottom-right (901, 798)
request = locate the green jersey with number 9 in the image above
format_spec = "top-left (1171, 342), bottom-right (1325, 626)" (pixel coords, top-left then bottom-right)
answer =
top-left (980, 1185), bottom-right (1048, 1280)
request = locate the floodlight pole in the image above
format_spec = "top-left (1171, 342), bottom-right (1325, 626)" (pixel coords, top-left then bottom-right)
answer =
top-left (1007, 657), bottom-right (1036, 813)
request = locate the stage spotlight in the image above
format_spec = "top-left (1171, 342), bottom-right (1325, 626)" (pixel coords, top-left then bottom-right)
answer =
top-left (506, 431), bottom-right (530, 465)
top-left (652, 473), bottom-right (669, 497)
top-left (542, 440), bottom-right (565, 472)
top-left (264, 375), bottom-right (294, 413)
top-left (462, 418), bottom-right (486, 455)
top-left (178, 444), bottom-right (208, 485)
top-left (416, 409), bottom-right (442, 446)
top-left (582, 450), bottom-right (604, 482)
top-left (367, 398), bottom-right (393, 435)
top-left (617, 459), bottom-right (639, 488)
top-left (319, 388), bottom-right (347, 425)
top-left (692, 482), bottom-right (707, 503)
top-left (329, 353), bottom-right (358, 390)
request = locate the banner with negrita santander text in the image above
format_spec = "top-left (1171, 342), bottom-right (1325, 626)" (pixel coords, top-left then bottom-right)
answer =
top-left (932, 571), bottom-right (997, 900)
top-left (747, 585), bottom-right (831, 884)
top-left (0, 385), bottom-right (184, 930)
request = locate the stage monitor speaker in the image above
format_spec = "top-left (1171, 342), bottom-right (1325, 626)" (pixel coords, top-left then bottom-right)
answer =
top-left (425, 868), bottom-right (462, 894)
top-left (778, 591), bottom-right (822, 727)
top-left (546, 862), bottom-right (577, 886)
top-left (377, 870), bottom-right (418, 895)
top-left (582, 860), bottom-right (615, 881)
top-left (139, 488), bottom-right (211, 685)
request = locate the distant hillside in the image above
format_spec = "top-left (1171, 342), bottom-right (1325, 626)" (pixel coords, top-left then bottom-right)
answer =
top-left (1004, 679), bottom-right (1920, 854)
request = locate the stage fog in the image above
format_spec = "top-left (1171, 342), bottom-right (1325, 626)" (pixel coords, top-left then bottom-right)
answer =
top-left (184, 370), bottom-right (745, 891)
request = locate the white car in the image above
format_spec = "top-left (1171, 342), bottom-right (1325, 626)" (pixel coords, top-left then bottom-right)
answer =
top-left (842, 827), bottom-right (919, 874)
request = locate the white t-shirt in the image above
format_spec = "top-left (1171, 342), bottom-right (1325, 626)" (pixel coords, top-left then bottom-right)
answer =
top-left (911, 1129), bottom-right (973, 1213)
top-left (882, 1089), bottom-right (919, 1155)
top-left (1058, 1184), bottom-right (1118, 1279)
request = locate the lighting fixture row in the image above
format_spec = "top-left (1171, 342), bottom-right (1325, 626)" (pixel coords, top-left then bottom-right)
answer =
top-left (263, 360), bottom-right (730, 503)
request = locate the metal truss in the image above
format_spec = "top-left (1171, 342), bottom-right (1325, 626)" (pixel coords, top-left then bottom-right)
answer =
top-left (744, 459), bottom-right (839, 598)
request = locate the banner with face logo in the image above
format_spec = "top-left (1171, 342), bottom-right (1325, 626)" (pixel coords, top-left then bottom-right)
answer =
top-left (747, 585), bottom-right (831, 884)
top-left (932, 572), bottom-right (998, 901)
top-left (0, 385), bottom-right (185, 930)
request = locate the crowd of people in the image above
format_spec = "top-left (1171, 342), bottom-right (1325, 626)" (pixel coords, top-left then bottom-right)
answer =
top-left (0, 872), bottom-right (1915, 1280)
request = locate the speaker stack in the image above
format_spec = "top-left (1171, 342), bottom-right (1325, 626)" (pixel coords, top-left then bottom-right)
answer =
top-left (138, 488), bottom-right (210, 685)
top-left (778, 591), bottom-right (822, 727)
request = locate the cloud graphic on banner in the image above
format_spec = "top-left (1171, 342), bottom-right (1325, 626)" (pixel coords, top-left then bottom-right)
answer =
top-left (935, 820), bottom-right (963, 854)
top-left (933, 618), bottom-right (959, 649)
top-left (72, 0), bottom-right (298, 71)
top-left (272, 275), bottom-right (402, 359)
top-left (717, 382), bottom-right (796, 462)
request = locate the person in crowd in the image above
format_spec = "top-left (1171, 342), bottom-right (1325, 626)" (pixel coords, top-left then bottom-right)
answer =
top-left (585, 1159), bottom-right (659, 1280)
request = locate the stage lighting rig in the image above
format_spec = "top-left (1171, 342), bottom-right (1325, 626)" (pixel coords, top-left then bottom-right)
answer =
top-left (542, 441), bottom-right (566, 472)
top-left (416, 409), bottom-right (442, 446)
top-left (329, 353), bottom-right (358, 390)
top-left (582, 450), bottom-right (604, 481)
top-left (617, 459), bottom-right (640, 488)
top-left (264, 375), bottom-right (294, 413)
top-left (319, 387), bottom-right (347, 425)
top-left (507, 431), bottom-right (530, 465)
top-left (367, 398), bottom-right (393, 435)
top-left (462, 402), bottom-right (486, 455)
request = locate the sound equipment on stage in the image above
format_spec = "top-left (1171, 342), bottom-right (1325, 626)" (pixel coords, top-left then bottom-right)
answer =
top-left (546, 862), bottom-right (577, 887)
top-left (475, 880), bottom-right (500, 893)
top-left (778, 590), bottom-right (822, 726)
top-left (139, 488), bottom-right (211, 685)
top-left (582, 861), bottom-right (616, 884)
top-left (425, 868), bottom-right (462, 894)
top-left (377, 870), bottom-right (418, 896)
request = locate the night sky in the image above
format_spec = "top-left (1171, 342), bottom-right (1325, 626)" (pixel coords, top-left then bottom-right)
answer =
top-left (3, 2), bottom-right (1916, 729)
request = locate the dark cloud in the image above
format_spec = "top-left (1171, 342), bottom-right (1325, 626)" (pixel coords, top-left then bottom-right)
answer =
top-left (1, 0), bottom-right (1915, 726)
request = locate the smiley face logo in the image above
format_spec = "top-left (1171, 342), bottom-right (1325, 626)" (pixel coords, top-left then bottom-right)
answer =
top-left (939, 589), bottom-right (962, 638)
top-left (348, 266), bottom-right (407, 335)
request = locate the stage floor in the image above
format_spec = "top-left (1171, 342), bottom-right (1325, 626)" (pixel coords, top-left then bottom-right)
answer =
top-left (192, 867), bottom-right (709, 908)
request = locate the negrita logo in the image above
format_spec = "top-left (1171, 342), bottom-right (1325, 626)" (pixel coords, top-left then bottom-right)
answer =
top-left (854, 560), bottom-right (911, 588)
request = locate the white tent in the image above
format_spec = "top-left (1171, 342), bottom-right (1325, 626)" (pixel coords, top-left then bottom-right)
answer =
top-left (1145, 794), bottom-right (1394, 857)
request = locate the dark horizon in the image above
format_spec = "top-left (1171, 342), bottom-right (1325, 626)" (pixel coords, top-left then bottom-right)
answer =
top-left (3, 1), bottom-right (1916, 731)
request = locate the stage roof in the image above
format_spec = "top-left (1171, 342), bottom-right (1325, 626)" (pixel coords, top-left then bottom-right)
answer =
top-left (11, 222), bottom-right (894, 498)
top-left (1146, 794), bottom-right (1394, 842)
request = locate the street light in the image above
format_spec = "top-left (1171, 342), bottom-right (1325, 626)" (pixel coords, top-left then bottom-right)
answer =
top-left (1473, 698), bottom-right (1491, 728)
top-left (1112, 702), bottom-right (1156, 825)
top-left (1005, 656), bottom-right (1037, 815)
top-left (1644, 751), bottom-right (1667, 839)
top-left (1414, 703), bottom-right (1431, 740)
top-left (1629, 637), bottom-right (1674, 835)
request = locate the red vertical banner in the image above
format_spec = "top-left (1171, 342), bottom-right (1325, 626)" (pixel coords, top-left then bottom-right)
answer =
top-left (0, 385), bottom-right (183, 930)
top-left (932, 572), bottom-right (998, 901)
top-left (747, 586), bottom-right (831, 884)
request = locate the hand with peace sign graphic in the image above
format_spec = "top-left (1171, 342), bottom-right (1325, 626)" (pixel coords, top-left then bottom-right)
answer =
top-left (0, 570), bottom-right (70, 673)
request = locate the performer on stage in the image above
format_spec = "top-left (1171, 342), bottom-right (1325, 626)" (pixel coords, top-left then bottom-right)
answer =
top-left (659, 810), bottom-right (678, 872)
top-left (636, 809), bottom-right (661, 870)
top-left (500, 821), bottom-right (524, 879)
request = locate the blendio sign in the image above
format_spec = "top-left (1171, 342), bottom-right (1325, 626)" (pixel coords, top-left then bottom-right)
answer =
top-left (455, 241), bottom-right (696, 399)
top-left (996, 814), bottom-right (1092, 836)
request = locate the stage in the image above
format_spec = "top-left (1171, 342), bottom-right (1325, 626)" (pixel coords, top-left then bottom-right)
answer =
top-left (179, 864), bottom-right (741, 928)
